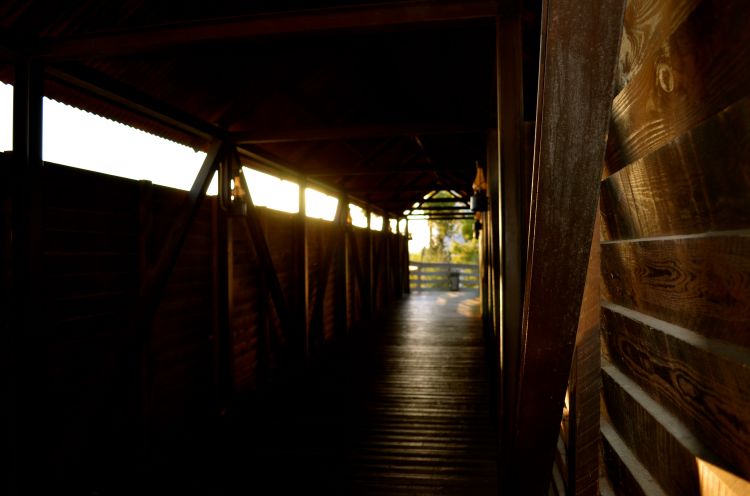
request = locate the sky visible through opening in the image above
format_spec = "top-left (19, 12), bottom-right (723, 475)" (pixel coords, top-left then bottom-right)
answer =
top-left (0, 82), bottom-right (429, 251)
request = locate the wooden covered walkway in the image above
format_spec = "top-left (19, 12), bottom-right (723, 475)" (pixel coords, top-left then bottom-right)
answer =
top-left (203, 291), bottom-right (497, 495)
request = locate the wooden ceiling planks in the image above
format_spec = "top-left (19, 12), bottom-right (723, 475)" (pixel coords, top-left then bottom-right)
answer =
top-left (32, 1), bottom-right (500, 60)
top-left (0, 0), bottom-right (510, 217)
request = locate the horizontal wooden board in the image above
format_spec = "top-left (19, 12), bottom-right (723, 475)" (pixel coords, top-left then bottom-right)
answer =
top-left (605, 0), bottom-right (750, 174)
top-left (42, 163), bottom-right (140, 209)
top-left (602, 362), bottom-right (709, 495)
top-left (602, 303), bottom-right (750, 478)
top-left (614, 0), bottom-right (701, 94)
top-left (45, 207), bottom-right (136, 234)
top-left (601, 234), bottom-right (750, 347)
top-left (42, 252), bottom-right (136, 275)
top-left (600, 97), bottom-right (750, 240)
top-left (600, 418), bottom-right (665, 496)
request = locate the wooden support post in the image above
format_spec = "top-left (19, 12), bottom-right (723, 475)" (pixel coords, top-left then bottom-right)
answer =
top-left (211, 197), bottom-right (232, 415)
top-left (383, 214), bottom-right (395, 304)
top-left (480, 209), bottom-right (490, 327)
top-left (341, 197), bottom-right (351, 334)
top-left (335, 198), bottom-right (349, 337)
top-left (486, 131), bottom-right (501, 340)
top-left (404, 220), bottom-right (411, 294)
top-left (366, 209), bottom-right (374, 317)
top-left (9, 57), bottom-right (44, 496)
top-left (370, 232), bottom-right (384, 298)
top-left (568, 214), bottom-right (601, 496)
top-left (510, 0), bottom-right (625, 493)
top-left (298, 177), bottom-right (310, 359)
top-left (496, 2), bottom-right (526, 489)
top-left (346, 227), bottom-right (367, 319)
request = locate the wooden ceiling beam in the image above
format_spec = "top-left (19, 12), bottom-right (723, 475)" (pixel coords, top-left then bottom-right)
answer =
top-left (405, 206), bottom-right (471, 212)
top-left (306, 162), bottom-right (465, 177)
top-left (232, 122), bottom-right (484, 144)
top-left (34, 1), bottom-right (499, 61)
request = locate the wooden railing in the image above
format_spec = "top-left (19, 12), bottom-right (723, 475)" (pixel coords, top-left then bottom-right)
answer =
top-left (408, 261), bottom-right (479, 291)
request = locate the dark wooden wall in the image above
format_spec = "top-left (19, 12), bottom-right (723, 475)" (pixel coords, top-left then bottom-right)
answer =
top-left (560, 0), bottom-right (750, 494)
top-left (4, 160), bottom-right (408, 490)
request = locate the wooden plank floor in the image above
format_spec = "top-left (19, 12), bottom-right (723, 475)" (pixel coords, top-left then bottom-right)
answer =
top-left (139, 291), bottom-right (498, 495)
top-left (348, 291), bottom-right (498, 495)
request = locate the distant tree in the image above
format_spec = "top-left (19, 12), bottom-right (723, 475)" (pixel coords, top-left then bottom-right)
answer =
top-left (418, 211), bottom-right (478, 265)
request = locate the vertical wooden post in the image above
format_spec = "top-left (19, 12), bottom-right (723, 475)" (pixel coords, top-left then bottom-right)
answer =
top-left (485, 131), bottom-right (501, 339)
top-left (384, 215), bottom-right (391, 302)
top-left (393, 218), bottom-right (402, 299)
top-left (404, 220), bottom-right (411, 294)
top-left (336, 197), bottom-right (349, 337)
top-left (298, 177), bottom-right (309, 359)
top-left (212, 197), bottom-right (232, 415)
top-left (496, 2), bottom-right (526, 491)
top-left (511, 0), bottom-right (625, 492)
top-left (568, 214), bottom-right (601, 496)
top-left (366, 208), bottom-right (374, 317)
top-left (480, 208), bottom-right (490, 327)
top-left (1, 141), bottom-right (12, 496)
top-left (10, 58), bottom-right (44, 495)
top-left (342, 196), bottom-right (351, 334)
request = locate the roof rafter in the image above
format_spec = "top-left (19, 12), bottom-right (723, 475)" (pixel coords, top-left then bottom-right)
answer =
top-left (33, 0), bottom-right (498, 60)
top-left (232, 122), bottom-right (483, 144)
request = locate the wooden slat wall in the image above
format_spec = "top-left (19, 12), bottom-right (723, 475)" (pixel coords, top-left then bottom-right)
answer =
top-left (596, 0), bottom-right (750, 494)
top-left (21, 162), bottom-right (409, 488)
top-left (147, 185), bottom-right (215, 435)
top-left (40, 164), bottom-right (139, 485)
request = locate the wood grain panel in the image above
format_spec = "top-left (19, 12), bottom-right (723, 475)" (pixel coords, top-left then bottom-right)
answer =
top-left (601, 235), bottom-right (750, 347)
top-left (602, 303), bottom-right (750, 478)
top-left (697, 459), bottom-right (750, 496)
top-left (149, 199), bottom-right (214, 425)
top-left (512, 0), bottom-right (626, 491)
top-left (614, 0), bottom-right (701, 94)
top-left (600, 419), bottom-right (665, 496)
top-left (601, 97), bottom-right (750, 240)
top-left (229, 219), bottom-right (261, 392)
top-left (606, 0), bottom-right (750, 174)
top-left (569, 214), bottom-right (601, 496)
top-left (602, 363), bottom-right (710, 495)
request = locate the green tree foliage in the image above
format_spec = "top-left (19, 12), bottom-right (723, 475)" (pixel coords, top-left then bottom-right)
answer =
top-left (416, 195), bottom-right (479, 264)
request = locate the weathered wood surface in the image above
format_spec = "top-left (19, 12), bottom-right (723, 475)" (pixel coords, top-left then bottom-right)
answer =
top-left (511, 0), bottom-right (625, 492)
top-left (602, 362), bottom-right (743, 495)
top-left (600, 418), bottom-right (666, 496)
top-left (600, 97), bottom-right (750, 240)
top-left (601, 303), bottom-right (750, 478)
top-left (606, 0), bottom-right (750, 174)
top-left (614, 0), bottom-right (701, 94)
top-left (496, 6), bottom-right (526, 490)
top-left (207, 291), bottom-right (498, 495)
top-left (567, 216), bottom-right (601, 496)
top-left (601, 235), bottom-right (750, 347)
top-left (35, 0), bottom-right (499, 60)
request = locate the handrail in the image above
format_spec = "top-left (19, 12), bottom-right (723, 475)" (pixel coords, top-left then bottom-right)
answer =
top-left (408, 261), bottom-right (479, 291)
